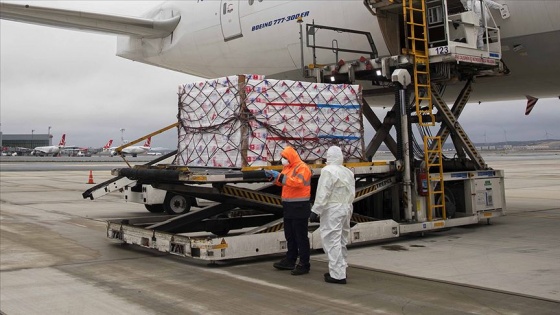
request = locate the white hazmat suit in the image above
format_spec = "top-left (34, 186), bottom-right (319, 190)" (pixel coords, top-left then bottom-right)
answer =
top-left (311, 146), bottom-right (355, 281)
top-left (461, 0), bottom-right (504, 49)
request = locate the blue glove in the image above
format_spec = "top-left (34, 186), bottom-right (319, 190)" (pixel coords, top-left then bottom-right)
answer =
top-left (265, 170), bottom-right (280, 181)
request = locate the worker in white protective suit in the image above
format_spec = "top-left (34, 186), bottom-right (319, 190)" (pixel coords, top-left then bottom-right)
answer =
top-left (310, 146), bottom-right (355, 284)
top-left (461, 0), bottom-right (504, 49)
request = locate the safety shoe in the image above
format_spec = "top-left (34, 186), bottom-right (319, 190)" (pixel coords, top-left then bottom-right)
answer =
top-left (290, 264), bottom-right (310, 276)
top-left (273, 258), bottom-right (296, 270)
top-left (324, 274), bottom-right (346, 284)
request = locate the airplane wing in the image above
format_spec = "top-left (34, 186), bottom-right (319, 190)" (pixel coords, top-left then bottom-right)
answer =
top-left (0, 2), bottom-right (180, 38)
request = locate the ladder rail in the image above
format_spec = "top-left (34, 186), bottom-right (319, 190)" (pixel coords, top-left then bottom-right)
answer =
top-left (403, 0), bottom-right (435, 127)
top-left (423, 136), bottom-right (446, 221)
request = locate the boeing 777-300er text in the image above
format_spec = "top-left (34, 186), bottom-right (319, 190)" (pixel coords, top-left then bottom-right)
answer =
top-left (0, 0), bottom-right (558, 105)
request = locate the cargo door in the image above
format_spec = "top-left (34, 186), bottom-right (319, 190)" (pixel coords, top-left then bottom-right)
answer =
top-left (220, 0), bottom-right (243, 41)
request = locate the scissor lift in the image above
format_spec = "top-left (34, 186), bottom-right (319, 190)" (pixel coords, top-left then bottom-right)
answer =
top-left (94, 0), bottom-right (509, 261)
top-left (105, 161), bottom-right (406, 261)
top-left (102, 154), bottom-right (504, 262)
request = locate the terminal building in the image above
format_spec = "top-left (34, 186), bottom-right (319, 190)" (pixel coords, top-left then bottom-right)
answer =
top-left (1, 133), bottom-right (52, 154)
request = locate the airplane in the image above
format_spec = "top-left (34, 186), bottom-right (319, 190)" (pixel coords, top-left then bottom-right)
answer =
top-left (31, 133), bottom-right (65, 156)
top-left (102, 139), bottom-right (114, 151)
top-left (73, 139), bottom-right (114, 157)
top-left (0, 0), bottom-right (558, 106)
top-left (110, 137), bottom-right (152, 157)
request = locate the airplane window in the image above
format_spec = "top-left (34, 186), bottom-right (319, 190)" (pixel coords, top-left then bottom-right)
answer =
top-left (249, 0), bottom-right (254, 5)
top-left (223, 3), bottom-right (227, 15)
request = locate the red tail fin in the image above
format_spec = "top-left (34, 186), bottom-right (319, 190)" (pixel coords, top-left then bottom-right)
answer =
top-left (143, 137), bottom-right (151, 148)
top-left (58, 134), bottom-right (66, 147)
top-left (103, 139), bottom-right (113, 149)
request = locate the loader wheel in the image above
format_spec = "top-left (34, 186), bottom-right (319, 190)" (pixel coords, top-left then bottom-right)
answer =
top-left (145, 204), bottom-right (165, 213)
top-left (163, 192), bottom-right (192, 215)
top-left (209, 214), bottom-right (230, 236)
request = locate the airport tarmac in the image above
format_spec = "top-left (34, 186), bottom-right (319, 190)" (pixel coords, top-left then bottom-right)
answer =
top-left (0, 152), bottom-right (559, 314)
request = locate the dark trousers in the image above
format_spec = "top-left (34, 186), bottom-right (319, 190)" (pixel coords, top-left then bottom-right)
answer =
top-left (284, 217), bottom-right (310, 268)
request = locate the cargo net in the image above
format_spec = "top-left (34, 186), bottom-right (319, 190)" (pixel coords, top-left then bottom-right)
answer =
top-left (176, 75), bottom-right (365, 167)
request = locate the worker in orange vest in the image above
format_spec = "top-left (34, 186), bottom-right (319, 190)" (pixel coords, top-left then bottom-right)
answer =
top-left (266, 146), bottom-right (312, 275)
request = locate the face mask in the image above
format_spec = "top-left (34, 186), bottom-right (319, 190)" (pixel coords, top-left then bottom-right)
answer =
top-left (281, 157), bottom-right (289, 166)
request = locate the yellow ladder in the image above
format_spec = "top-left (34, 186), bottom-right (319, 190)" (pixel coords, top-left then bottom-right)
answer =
top-left (423, 136), bottom-right (446, 221)
top-left (402, 0), bottom-right (434, 126)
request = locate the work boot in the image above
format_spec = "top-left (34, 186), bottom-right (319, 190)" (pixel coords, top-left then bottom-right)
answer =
top-left (325, 272), bottom-right (348, 280)
top-left (290, 264), bottom-right (310, 276)
top-left (324, 274), bottom-right (346, 284)
top-left (273, 258), bottom-right (296, 270)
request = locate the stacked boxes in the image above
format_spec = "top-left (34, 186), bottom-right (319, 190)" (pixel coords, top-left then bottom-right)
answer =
top-left (176, 75), bottom-right (364, 167)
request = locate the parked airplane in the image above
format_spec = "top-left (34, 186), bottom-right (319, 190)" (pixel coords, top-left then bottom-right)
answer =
top-left (0, 0), bottom-right (558, 103)
top-left (31, 133), bottom-right (65, 156)
top-left (111, 137), bottom-right (152, 157)
top-left (102, 139), bottom-right (113, 151)
top-left (69, 139), bottom-right (114, 157)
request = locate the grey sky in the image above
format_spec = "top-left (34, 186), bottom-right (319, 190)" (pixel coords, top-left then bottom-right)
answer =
top-left (1, 1), bottom-right (558, 150)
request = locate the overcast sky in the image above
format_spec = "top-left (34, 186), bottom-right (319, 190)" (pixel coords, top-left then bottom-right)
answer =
top-left (1, 0), bottom-right (558, 150)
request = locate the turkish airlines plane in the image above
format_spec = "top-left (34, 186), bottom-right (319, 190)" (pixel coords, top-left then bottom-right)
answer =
top-left (102, 139), bottom-right (113, 151)
top-left (110, 137), bottom-right (152, 157)
top-left (0, 0), bottom-right (558, 104)
top-left (32, 133), bottom-right (65, 156)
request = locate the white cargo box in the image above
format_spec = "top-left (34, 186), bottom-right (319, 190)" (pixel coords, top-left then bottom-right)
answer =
top-left (176, 75), bottom-right (365, 167)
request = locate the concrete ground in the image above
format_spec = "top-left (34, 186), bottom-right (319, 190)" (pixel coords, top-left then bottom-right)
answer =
top-left (0, 153), bottom-right (559, 314)
top-left (320, 153), bottom-right (560, 301)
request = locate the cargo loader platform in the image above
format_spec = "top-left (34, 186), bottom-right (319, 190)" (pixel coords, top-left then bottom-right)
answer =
top-left (104, 160), bottom-right (505, 262)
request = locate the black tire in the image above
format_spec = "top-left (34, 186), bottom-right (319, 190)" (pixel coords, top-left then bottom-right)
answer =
top-left (210, 228), bottom-right (231, 237)
top-left (209, 214), bottom-right (230, 236)
top-left (163, 192), bottom-right (192, 215)
top-left (145, 204), bottom-right (165, 213)
top-left (435, 186), bottom-right (456, 219)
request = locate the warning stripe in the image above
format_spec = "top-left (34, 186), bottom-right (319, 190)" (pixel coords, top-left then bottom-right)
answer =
top-left (256, 222), bottom-right (284, 234)
top-left (351, 213), bottom-right (376, 223)
top-left (525, 95), bottom-right (538, 115)
top-left (351, 177), bottom-right (397, 204)
top-left (222, 185), bottom-right (282, 206)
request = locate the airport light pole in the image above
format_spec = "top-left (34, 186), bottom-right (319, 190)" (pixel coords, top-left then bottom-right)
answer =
top-left (31, 129), bottom-right (35, 149)
top-left (499, 127), bottom-right (509, 150)
top-left (48, 126), bottom-right (52, 145)
top-left (120, 128), bottom-right (125, 145)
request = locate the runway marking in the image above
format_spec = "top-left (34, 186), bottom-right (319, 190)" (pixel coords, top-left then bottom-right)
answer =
top-left (203, 268), bottom-right (388, 314)
top-left (508, 214), bottom-right (560, 219)
top-left (68, 223), bottom-right (87, 228)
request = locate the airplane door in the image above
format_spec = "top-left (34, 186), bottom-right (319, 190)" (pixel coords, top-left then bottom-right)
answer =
top-left (220, 0), bottom-right (243, 41)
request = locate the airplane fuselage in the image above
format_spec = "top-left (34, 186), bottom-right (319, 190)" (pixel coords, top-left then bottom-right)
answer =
top-left (2, 0), bottom-right (559, 102)
top-left (32, 146), bottom-right (60, 156)
top-left (118, 1), bottom-right (388, 79)
top-left (117, 0), bottom-right (560, 102)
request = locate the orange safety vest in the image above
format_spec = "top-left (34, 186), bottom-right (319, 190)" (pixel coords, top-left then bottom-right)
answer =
top-left (274, 146), bottom-right (311, 202)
